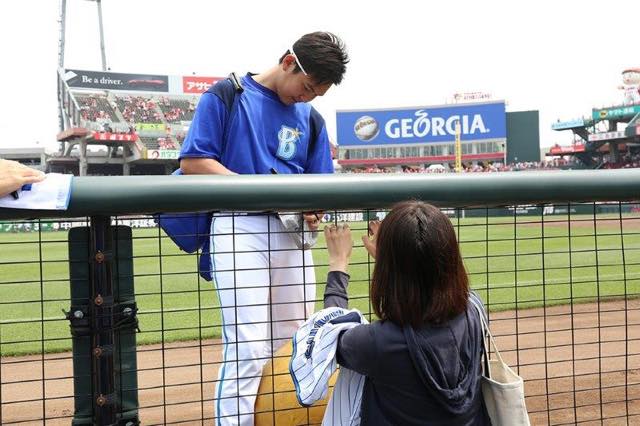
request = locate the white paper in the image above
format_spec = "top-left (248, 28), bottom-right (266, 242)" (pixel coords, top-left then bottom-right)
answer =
top-left (0, 174), bottom-right (73, 210)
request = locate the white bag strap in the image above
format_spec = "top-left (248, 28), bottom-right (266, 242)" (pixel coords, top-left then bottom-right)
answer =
top-left (469, 297), bottom-right (507, 378)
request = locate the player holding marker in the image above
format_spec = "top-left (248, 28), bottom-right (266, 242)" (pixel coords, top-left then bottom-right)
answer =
top-left (179, 32), bottom-right (348, 426)
top-left (270, 168), bottom-right (321, 250)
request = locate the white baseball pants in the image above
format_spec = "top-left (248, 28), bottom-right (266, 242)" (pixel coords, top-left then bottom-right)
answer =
top-left (210, 214), bottom-right (316, 426)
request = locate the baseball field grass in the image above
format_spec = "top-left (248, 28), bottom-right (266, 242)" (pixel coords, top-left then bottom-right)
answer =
top-left (1, 213), bottom-right (639, 356)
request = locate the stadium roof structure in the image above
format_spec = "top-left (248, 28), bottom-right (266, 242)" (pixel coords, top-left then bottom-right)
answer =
top-left (551, 103), bottom-right (640, 166)
top-left (55, 67), bottom-right (223, 176)
top-left (54, 0), bottom-right (224, 176)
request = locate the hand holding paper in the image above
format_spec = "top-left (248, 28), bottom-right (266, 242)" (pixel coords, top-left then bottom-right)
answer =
top-left (0, 159), bottom-right (46, 198)
top-left (0, 170), bottom-right (72, 210)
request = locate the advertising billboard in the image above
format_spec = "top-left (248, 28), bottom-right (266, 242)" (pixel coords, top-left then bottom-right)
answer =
top-left (65, 69), bottom-right (169, 92)
top-left (592, 105), bottom-right (640, 121)
top-left (146, 149), bottom-right (180, 160)
top-left (136, 123), bottom-right (167, 132)
top-left (587, 131), bottom-right (627, 142)
top-left (551, 118), bottom-right (585, 130)
top-left (65, 69), bottom-right (225, 95)
top-left (336, 101), bottom-right (506, 147)
top-left (182, 76), bottom-right (223, 94)
top-left (549, 143), bottom-right (585, 154)
top-left (91, 132), bottom-right (137, 142)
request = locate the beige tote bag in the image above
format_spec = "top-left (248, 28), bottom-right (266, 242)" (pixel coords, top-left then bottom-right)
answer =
top-left (470, 299), bottom-right (531, 426)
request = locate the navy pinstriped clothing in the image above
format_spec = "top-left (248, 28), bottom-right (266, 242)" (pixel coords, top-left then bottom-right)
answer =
top-left (324, 272), bottom-right (491, 425)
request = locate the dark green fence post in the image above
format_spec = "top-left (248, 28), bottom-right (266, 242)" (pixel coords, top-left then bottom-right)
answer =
top-left (90, 216), bottom-right (116, 425)
top-left (68, 219), bottom-right (139, 425)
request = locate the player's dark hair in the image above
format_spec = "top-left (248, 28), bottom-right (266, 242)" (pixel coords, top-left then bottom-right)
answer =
top-left (370, 201), bottom-right (469, 328)
top-left (279, 31), bottom-right (349, 85)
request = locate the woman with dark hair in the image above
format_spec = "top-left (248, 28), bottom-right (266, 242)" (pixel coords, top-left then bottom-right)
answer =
top-left (321, 201), bottom-right (489, 425)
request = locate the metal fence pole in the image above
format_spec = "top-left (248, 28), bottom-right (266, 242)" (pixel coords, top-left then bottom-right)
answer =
top-left (68, 220), bottom-right (139, 425)
top-left (90, 215), bottom-right (117, 425)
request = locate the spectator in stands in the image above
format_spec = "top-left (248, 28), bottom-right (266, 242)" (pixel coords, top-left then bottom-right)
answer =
top-left (0, 159), bottom-right (45, 198)
top-left (340, 159), bottom-right (572, 174)
top-left (179, 31), bottom-right (348, 425)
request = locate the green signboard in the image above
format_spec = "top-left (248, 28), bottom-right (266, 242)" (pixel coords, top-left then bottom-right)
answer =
top-left (135, 122), bottom-right (166, 132)
top-left (592, 105), bottom-right (640, 121)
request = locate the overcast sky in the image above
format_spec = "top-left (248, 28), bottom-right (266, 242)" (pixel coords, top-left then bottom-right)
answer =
top-left (0, 0), bottom-right (637, 152)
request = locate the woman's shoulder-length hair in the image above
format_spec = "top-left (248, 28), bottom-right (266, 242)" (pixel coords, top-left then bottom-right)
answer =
top-left (370, 201), bottom-right (469, 328)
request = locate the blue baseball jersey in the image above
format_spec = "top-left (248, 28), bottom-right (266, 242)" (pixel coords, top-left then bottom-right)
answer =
top-left (180, 73), bottom-right (334, 175)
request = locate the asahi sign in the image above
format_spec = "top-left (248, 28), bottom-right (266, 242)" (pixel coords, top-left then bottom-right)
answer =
top-left (182, 76), bottom-right (223, 94)
top-left (337, 101), bottom-right (506, 146)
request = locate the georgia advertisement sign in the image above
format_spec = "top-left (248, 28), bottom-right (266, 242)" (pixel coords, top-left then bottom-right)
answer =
top-left (336, 101), bottom-right (506, 146)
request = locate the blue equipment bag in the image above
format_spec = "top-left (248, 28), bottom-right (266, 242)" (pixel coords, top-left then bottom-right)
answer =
top-left (157, 169), bottom-right (212, 253)
top-left (156, 73), bottom-right (244, 281)
top-left (156, 169), bottom-right (214, 280)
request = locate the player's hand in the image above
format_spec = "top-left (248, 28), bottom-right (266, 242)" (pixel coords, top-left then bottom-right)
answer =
top-left (0, 159), bottom-right (46, 198)
top-left (325, 223), bottom-right (353, 273)
top-left (361, 220), bottom-right (380, 259)
top-left (303, 211), bottom-right (324, 231)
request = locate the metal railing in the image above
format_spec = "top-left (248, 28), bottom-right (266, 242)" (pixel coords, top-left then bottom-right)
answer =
top-left (0, 169), bottom-right (639, 425)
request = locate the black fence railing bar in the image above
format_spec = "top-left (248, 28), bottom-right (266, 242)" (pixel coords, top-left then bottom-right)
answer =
top-left (0, 171), bottom-right (639, 425)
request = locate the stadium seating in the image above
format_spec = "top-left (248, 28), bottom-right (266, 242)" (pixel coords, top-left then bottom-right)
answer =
top-left (340, 161), bottom-right (570, 174)
top-left (157, 97), bottom-right (196, 123)
top-left (76, 94), bottom-right (120, 124)
top-left (138, 136), bottom-right (179, 150)
top-left (115, 95), bottom-right (164, 124)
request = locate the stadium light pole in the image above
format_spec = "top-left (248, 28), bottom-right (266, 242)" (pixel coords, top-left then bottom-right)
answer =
top-left (95, 0), bottom-right (107, 71)
top-left (57, 0), bottom-right (67, 132)
top-left (60, 1), bottom-right (108, 70)
top-left (454, 119), bottom-right (462, 172)
top-left (503, 141), bottom-right (507, 166)
top-left (58, 0), bottom-right (67, 69)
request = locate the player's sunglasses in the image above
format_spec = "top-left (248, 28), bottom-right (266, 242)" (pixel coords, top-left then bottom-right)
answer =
top-left (289, 45), bottom-right (308, 76)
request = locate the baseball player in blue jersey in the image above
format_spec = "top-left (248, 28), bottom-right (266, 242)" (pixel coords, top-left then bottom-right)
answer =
top-left (179, 32), bottom-right (348, 426)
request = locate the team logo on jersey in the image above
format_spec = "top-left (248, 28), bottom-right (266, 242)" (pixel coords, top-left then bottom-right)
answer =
top-left (276, 125), bottom-right (303, 161)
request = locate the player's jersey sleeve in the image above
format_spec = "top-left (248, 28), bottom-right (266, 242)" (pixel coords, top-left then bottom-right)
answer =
top-left (179, 92), bottom-right (227, 161)
top-left (304, 107), bottom-right (334, 174)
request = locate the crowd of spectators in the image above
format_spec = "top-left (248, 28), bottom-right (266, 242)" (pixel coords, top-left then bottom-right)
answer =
top-left (77, 95), bottom-right (119, 124)
top-left (74, 92), bottom-right (201, 128)
top-left (157, 137), bottom-right (178, 150)
top-left (340, 160), bottom-right (577, 174)
top-left (157, 96), bottom-right (197, 123)
top-left (339, 153), bottom-right (640, 173)
top-left (601, 152), bottom-right (640, 169)
top-left (138, 136), bottom-right (178, 150)
top-left (116, 96), bottom-right (163, 124)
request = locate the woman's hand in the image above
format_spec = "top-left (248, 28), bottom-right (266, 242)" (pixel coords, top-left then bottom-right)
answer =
top-left (325, 223), bottom-right (353, 273)
top-left (361, 220), bottom-right (380, 259)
